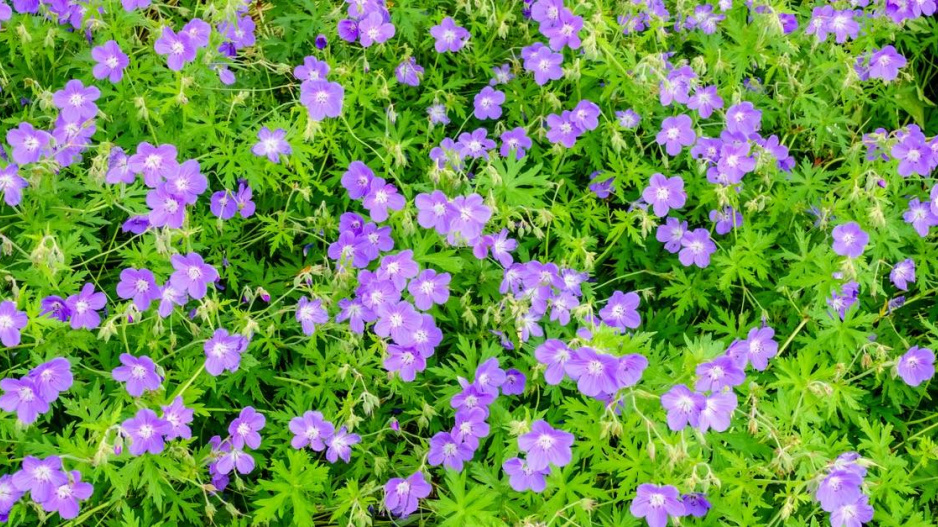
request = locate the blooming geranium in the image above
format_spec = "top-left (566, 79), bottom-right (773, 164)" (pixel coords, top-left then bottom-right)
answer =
top-left (300, 80), bottom-right (344, 121)
top-left (252, 127), bottom-right (291, 163)
top-left (473, 86), bottom-right (505, 120)
top-left (296, 297), bottom-right (329, 335)
top-left (64, 283), bottom-right (107, 329)
top-left (430, 17), bottom-right (469, 53)
top-left (678, 229), bottom-right (717, 268)
top-left (154, 27), bottom-right (196, 71)
top-left (656, 114), bottom-right (696, 156)
top-left (831, 222), bottom-right (869, 258)
top-left (503, 457), bottom-right (549, 492)
top-left (897, 346), bottom-right (935, 387)
top-left (518, 420), bottom-right (574, 471)
top-left (204, 329), bottom-right (248, 376)
top-left (169, 252), bottom-right (218, 299)
top-left (0, 301), bottom-right (27, 347)
top-left (229, 406), bottom-right (266, 449)
top-left (289, 411), bottom-right (335, 451)
top-left (630, 484), bottom-right (685, 527)
top-left (111, 354), bottom-right (161, 396)
top-left (642, 173), bottom-right (686, 217)
top-left (122, 408), bottom-right (172, 456)
top-left (385, 472), bottom-right (432, 518)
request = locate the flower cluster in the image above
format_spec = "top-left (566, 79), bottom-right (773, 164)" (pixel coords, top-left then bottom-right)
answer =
top-left (0, 358), bottom-right (73, 424)
top-left (3, 457), bottom-right (92, 520)
top-left (289, 411), bottom-right (361, 463)
top-left (815, 453), bottom-right (874, 527)
top-left (630, 483), bottom-right (711, 527)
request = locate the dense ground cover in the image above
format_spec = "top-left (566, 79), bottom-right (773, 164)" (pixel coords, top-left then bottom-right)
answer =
top-left (0, 0), bottom-right (937, 525)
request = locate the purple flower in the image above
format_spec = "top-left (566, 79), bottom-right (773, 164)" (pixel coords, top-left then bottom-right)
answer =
top-left (169, 252), bottom-right (218, 299)
top-left (362, 178), bottom-right (405, 222)
top-left (891, 125), bottom-right (931, 177)
top-left (358, 11), bottom-right (395, 47)
top-left (630, 484), bottom-right (685, 527)
top-left (12, 456), bottom-right (67, 503)
top-left (744, 326), bottom-right (778, 370)
top-left (502, 368), bottom-right (526, 395)
top-left (725, 102), bottom-right (761, 137)
top-left (678, 229), bottom-right (717, 268)
top-left (384, 472), bottom-right (432, 518)
top-left (0, 377), bottom-right (48, 423)
top-left (337, 18), bottom-right (359, 42)
top-left (830, 495), bottom-right (874, 527)
top-left (868, 46), bottom-right (907, 82)
top-left (503, 457), bottom-right (549, 492)
top-left (430, 16), bottom-right (469, 52)
top-left (214, 448), bottom-right (255, 475)
top-left (40, 295), bottom-right (70, 322)
top-left (687, 85), bottom-right (723, 118)
top-left (182, 18), bottom-right (212, 48)
top-left (428, 431), bottom-right (474, 471)
top-left (218, 15), bottom-right (256, 49)
top-left (565, 347), bottom-right (620, 397)
top-left (518, 420), bottom-right (574, 471)
top-left (91, 40), bottom-right (129, 83)
top-left (831, 222), bottom-right (869, 258)
top-left (695, 355), bottom-right (745, 392)
top-left (157, 284), bottom-right (187, 318)
top-left (378, 250), bottom-right (419, 291)
top-left (26, 358), bottom-right (73, 403)
top-left (64, 283), bottom-right (106, 330)
top-left (473, 357), bottom-right (506, 395)
top-left (204, 329), bottom-right (248, 376)
top-left (289, 411), bottom-right (334, 451)
top-left (903, 198), bottom-right (937, 237)
top-left (414, 190), bottom-right (450, 232)
top-left (112, 354), bottom-right (161, 396)
top-left (300, 80), bottom-right (344, 121)
top-left (375, 300), bottom-right (421, 344)
top-left (0, 474), bottom-right (22, 518)
top-left (817, 469), bottom-right (863, 512)
top-left (661, 384), bottom-right (704, 431)
top-left (681, 493), bottom-right (711, 518)
top-left (294, 56), bottom-right (330, 82)
top-left (251, 127), bottom-right (291, 163)
top-left (617, 109), bottom-right (640, 129)
top-left (0, 164), bottom-right (27, 207)
top-left (543, 8), bottom-right (583, 50)
top-left (229, 406), bottom-right (265, 450)
top-left (315, 34), bottom-right (328, 48)
top-left (39, 470), bottom-right (93, 519)
top-left (523, 44), bottom-right (563, 85)
top-left (571, 100), bottom-right (600, 131)
top-left (154, 27), bottom-right (196, 71)
top-left (473, 86), bottom-right (505, 120)
top-left (451, 380), bottom-right (495, 415)
top-left (656, 217), bottom-right (687, 253)
top-left (146, 186), bottom-right (186, 228)
top-left (535, 339), bottom-right (573, 385)
top-left (129, 142), bottom-right (178, 187)
top-left (697, 390), bottom-right (737, 432)
top-left (384, 345), bottom-right (427, 381)
top-left (395, 57), bottom-right (424, 86)
top-left (656, 114), bottom-right (696, 156)
top-left (709, 207), bottom-right (743, 235)
top-left (336, 298), bottom-right (375, 333)
top-left (0, 301), bottom-right (27, 347)
top-left (52, 80), bottom-right (100, 123)
top-left (890, 259), bottom-right (915, 291)
top-left (447, 193), bottom-right (491, 241)
top-left (163, 159), bottom-right (206, 204)
top-left (161, 396), bottom-right (194, 440)
top-left (546, 111), bottom-right (582, 148)
top-left (296, 297), bottom-right (329, 335)
top-left (642, 173), bottom-right (686, 217)
top-left (6, 122), bottom-right (52, 165)
top-left (105, 148), bottom-right (135, 184)
top-left (116, 268), bottom-right (159, 311)
top-left (408, 269), bottom-right (451, 310)
top-left (122, 408), bottom-right (171, 455)
top-left (456, 128), bottom-right (496, 160)
top-left (599, 291), bottom-right (641, 330)
top-left (897, 346), bottom-right (935, 387)
top-left (325, 426), bottom-right (360, 463)
top-left (717, 142), bottom-right (755, 180)
top-left (121, 0), bottom-right (150, 10)
top-left (588, 171), bottom-right (614, 199)
top-left (427, 103), bottom-right (450, 125)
